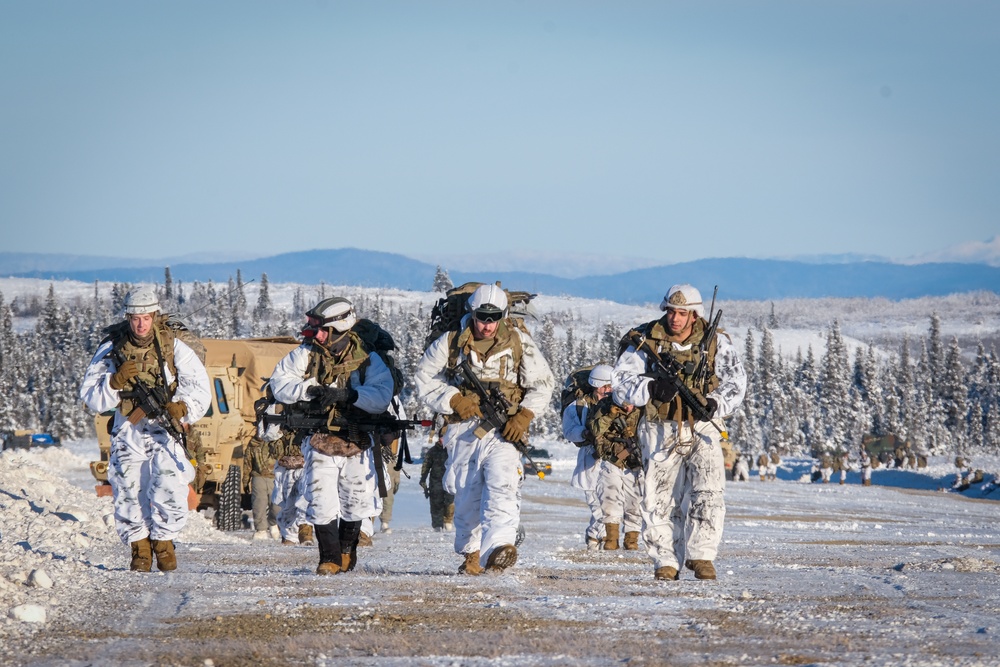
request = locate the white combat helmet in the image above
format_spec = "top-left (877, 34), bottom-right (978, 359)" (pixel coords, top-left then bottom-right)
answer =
top-left (588, 364), bottom-right (614, 388)
top-left (122, 287), bottom-right (161, 316)
top-left (467, 283), bottom-right (508, 321)
top-left (306, 297), bottom-right (357, 333)
top-left (612, 384), bottom-right (633, 408)
top-left (659, 284), bottom-right (705, 318)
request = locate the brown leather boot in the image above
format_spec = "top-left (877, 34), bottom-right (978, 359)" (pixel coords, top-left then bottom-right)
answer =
top-left (130, 537), bottom-right (152, 572)
top-left (357, 531), bottom-right (373, 547)
top-left (150, 539), bottom-right (177, 572)
top-left (340, 546), bottom-right (358, 573)
top-left (316, 561), bottom-right (341, 575)
top-left (485, 544), bottom-right (518, 572)
top-left (603, 523), bottom-right (620, 551)
top-left (654, 566), bottom-right (679, 581)
top-left (298, 524), bottom-right (314, 545)
top-left (623, 531), bottom-right (640, 550)
top-left (458, 551), bottom-right (483, 575)
top-left (685, 559), bottom-right (717, 580)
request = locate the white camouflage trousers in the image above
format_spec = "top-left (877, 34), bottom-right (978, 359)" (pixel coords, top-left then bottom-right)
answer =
top-left (444, 421), bottom-right (521, 568)
top-left (107, 421), bottom-right (195, 545)
top-left (571, 446), bottom-right (605, 541)
top-left (639, 419), bottom-right (726, 571)
top-left (596, 460), bottom-right (643, 532)
top-left (271, 465), bottom-right (307, 541)
top-left (583, 490), bottom-right (605, 541)
top-left (300, 436), bottom-right (382, 525)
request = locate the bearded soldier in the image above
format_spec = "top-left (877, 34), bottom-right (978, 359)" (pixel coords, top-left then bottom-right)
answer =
top-left (415, 283), bottom-right (554, 575)
top-left (268, 297), bottom-right (394, 575)
top-left (564, 365), bottom-right (613, 550)
top-left (612, 284), bottom-right (746, 581)
top-left (79, 288), bottom-right (210, 572)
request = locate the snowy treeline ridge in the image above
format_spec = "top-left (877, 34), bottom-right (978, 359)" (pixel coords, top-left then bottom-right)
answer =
top-left (0, 274), bottom-right (997, 459)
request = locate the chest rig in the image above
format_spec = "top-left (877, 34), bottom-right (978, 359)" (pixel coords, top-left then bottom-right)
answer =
top-left (111, 323), bottom-right (177, 416)
top-left (631, 316), bottom-right (720, 422)
top-left (446, 319), bottom-right (526, 412)
top-left (304, 332), bottom-right (371, 422)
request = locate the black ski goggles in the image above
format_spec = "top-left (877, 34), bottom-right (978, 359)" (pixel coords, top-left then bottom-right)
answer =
top-left (473, 309), bottom-right (504, 323)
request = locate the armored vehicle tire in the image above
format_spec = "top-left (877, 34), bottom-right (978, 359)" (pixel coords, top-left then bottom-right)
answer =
top-left (216, 464), bottom-right (243, 532)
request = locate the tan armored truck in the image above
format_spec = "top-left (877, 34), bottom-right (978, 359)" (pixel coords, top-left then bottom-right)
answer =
top-left (91, 337), bottom-right (299, 531)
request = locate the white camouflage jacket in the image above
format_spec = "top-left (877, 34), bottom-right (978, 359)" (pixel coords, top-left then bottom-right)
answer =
top-left (268, 344), bottom-right (393, 416)
top-left (612, 329), bottom-right (747, 420)
top-left (415, 317), bottom-right (555, 419)
top-left (79, 338), bottom-right (211, 429)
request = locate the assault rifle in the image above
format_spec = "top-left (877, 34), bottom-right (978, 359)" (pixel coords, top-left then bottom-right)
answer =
top-left (262, 401), bottom-right (431, 436)
top-left (456, 359), bottom-right (546, 479)
top-left (109, 347), bottom-right (188, 453)
top-left (627, 329), bottom-right (725, 436)
top-left (607, 416), bottom-right (643, 471)
top-left (263, 400), bottom-right (431, 497)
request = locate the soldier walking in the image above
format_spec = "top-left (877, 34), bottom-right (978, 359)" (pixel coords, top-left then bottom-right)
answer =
top-left (268, 297), bottom-right (394, 575)
top-left (588, 386), bottom-right (644, 551)
top-left (79, 288), bottom-right (210, 572)
top-left (612, 284), bottom-right (746, 581)
top-left (419, 435), bottom-right (455, 531)
top-left (563, 364), bottom-right (613, 550)
top-left (415, 284), bottom-right (554, 575)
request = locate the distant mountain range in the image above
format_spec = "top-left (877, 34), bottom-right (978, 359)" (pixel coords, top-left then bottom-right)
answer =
top-left (3, 249), bottom-right (999, 304)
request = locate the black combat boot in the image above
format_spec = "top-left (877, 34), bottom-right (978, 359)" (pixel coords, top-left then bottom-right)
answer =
top-left (314, 522), bottom-right (342, 575)
top-left (338, 519), bottom-right (362, 572)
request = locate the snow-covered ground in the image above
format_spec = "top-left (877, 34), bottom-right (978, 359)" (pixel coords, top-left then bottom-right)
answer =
top-left (2, 437), bottom-right (999, 666)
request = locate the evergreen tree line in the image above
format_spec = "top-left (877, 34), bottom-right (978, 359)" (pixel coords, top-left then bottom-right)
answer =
top-left (732, 316), bottom-right (1000, 458)
top-left (2, 274), bottom-right (997, 463)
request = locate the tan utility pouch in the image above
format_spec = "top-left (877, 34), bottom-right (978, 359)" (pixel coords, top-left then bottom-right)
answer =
top-left (277, 455), bottom-right (305, 469)
top-left (310, 433), bottom-right (363, 458)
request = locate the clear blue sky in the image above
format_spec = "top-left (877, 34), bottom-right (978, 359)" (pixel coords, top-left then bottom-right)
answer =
top-left (2, 1), bottom-right (997, 264)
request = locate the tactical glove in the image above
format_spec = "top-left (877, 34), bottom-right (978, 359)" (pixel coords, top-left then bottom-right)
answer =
top-left (166, 401), bottom-right (187, 421)
top-left (307, 385), bottom-right (359, 408)
top-left (420, 481), bottom-right (429, 498)
top-left (449, 393), bottom-right (482, 420)
top-left (648, 376), bottom-right (679, 403)
top-left (702, 398), bottom-right (718, 420)
top-left (502, 407), bottom-right (534, 444)
top-left (110, 359), bottom-right (139, 390)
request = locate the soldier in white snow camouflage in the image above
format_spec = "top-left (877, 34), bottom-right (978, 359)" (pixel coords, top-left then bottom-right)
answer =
top-left (612, 284), bottom-right (746, 581)
top-left (79, 288), bottom-right (211, 572)
top-left (415, 283), bottom-right (554, 575)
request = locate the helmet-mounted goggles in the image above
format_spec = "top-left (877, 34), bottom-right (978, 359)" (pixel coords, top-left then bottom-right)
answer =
top-left (301, 308), bottom-right (355, 338)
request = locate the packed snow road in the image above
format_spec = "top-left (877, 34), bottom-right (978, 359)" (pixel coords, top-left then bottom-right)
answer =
top-left (2, 441), bottom-right (999, 667)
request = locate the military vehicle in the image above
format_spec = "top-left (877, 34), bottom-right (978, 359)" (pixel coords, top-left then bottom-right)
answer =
top-left (522, 446), bottom-right (553, 477)
top-left (861, 433), bottom-right (920, 467)
top-left (91, 336), bottom-right (299, 531)
top-left (1, 430), bottom-right (61, 450)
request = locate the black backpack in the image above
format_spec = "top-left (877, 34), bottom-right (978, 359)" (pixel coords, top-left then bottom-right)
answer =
top-left (351, 318), bottom-right (405, 397)
top-left (560, 365), bottom-right (596, 413)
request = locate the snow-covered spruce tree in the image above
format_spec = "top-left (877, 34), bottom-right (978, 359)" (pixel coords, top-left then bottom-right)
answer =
top-left (731, 328), bottom-right (762, 452)
top-left (984, 348), bottom-right (1000, 454)
top-left (941, 337), bottom-right (968, 449)
top-left (756, 327), bottom-right (784, 451)
top-left (818, 320), bottom-right (853, 452)
top-left (600, 321), bottom-right (622, 364)
top-left (251, 272), bottom-right (273, 336)
top-left (164, 266), bottom-right (174, 302)
top-left (927, 313), bottom-right (945, 388)
top-left (432, 265), bottom-right (453, 293)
